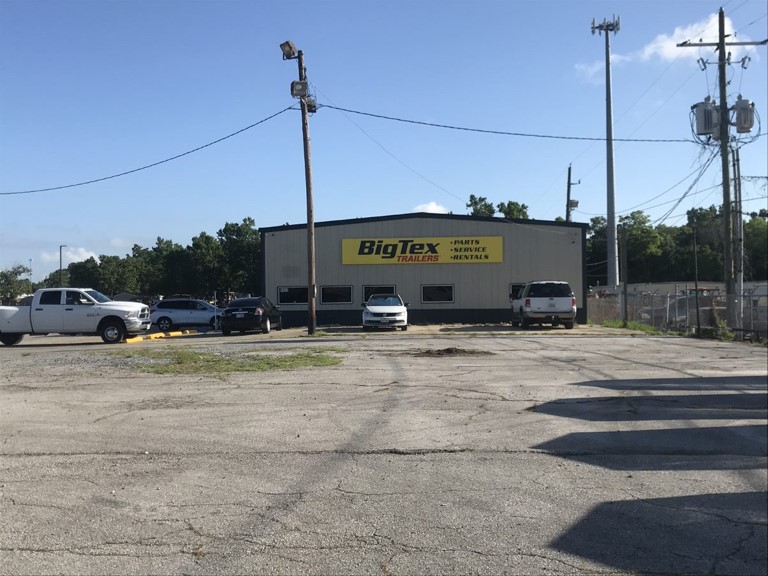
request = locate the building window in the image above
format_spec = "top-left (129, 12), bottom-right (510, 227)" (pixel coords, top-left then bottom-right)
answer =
top-left (321, 285), bottom-right (352, 304)
top-left (278, 286), bottom-right (308, 304)
top-left (422, 284), bottom-right (454, 303)
top-left (363, 285), bottom-right (395, 302)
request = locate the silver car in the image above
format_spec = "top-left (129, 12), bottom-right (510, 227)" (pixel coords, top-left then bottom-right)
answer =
top-left (150, 298), bottom-right (222, 332)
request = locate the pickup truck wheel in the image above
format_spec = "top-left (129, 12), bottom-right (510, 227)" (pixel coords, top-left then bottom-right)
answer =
top-left (222, 328), bottom-right (231, 336)
top-left (520, 315), bottom-right (530, 328)
top-left (564, 321), bottom-right (575, 330)
top-left (100, 321), bottom-right (126, 344)
top-left (156, 317), bottom-right (173, 332)
top-left (0, 333), bottom-right (24, 346)
top-left (261, 317), bottom-right (271, 334)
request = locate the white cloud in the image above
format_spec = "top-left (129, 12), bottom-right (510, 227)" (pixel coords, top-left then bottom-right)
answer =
top-left (40, 246), bottom-right (99, 267)
top-left (576, 13), bottom-right (753, 82)
top-left (413, 202), bottom-right (450, 214)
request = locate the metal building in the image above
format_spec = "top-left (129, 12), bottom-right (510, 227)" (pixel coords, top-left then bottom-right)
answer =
top-left (260, 213), bottom-right (588, 327)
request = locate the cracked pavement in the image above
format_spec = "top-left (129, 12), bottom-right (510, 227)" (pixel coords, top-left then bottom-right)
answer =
top-left (1, 326), bottom-right (766, 575)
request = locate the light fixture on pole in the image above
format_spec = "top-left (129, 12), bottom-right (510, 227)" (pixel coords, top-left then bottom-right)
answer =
top-left (280, 40), bottom-right (317, 335)
top-left (59, 245), bottom-right (67, 286)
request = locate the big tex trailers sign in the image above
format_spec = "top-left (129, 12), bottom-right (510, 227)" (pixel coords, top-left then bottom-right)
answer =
top-left (342, 237), bottom-right (503, 265)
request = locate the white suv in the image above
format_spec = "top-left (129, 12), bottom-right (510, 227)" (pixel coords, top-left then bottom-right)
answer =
top-left (150, 298), bottom-right (222, 332)
top-left (512, 281), bottom-right (577, 329)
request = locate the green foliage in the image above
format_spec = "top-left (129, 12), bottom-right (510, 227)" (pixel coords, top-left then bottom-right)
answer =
top-left (496, 201), bottom-right (529, 220)
top-left (0, 265), bottom-right (32, 304)
top-left (466, 195), bottom-right (496, 217)
top-left (602, 320), bottom-right (661, 334)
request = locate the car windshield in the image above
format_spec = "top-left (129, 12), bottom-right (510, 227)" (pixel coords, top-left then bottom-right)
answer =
top-left (85, 290), bottom-right (112, 303)
top-left (368, 295), bottom-right (402, 307)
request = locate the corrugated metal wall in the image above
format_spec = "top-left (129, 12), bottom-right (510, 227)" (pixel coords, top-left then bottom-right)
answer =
top-left (262, 214), bottom-right (586, 326)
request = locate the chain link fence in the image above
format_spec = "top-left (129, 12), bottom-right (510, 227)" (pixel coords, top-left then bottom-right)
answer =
top-left (587, 287), bottom-right (767, 340)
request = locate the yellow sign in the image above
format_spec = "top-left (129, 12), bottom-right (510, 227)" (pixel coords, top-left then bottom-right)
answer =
top-left (342, 237), bottom-right (503, 265)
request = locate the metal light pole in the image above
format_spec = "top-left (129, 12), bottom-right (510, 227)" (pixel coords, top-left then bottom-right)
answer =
top-left (592, 16), bottom-right (620, 288)
top-left (59, 245), bottom-right (67, 286)
top-left (280, 41), bottom-right (317, 335)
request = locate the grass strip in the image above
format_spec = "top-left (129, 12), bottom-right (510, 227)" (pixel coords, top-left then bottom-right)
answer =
top-left (111, 348), bottom-right (341, 375)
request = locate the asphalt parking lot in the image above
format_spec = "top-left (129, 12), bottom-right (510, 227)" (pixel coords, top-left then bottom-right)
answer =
top-left (1, 325), bottom-right (766, 575)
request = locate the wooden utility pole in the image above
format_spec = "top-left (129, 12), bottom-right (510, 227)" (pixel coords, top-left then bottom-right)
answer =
top-left (677, 8), bottom-right (767, 328)
top-left (296, 50), bottom-right (317, 335)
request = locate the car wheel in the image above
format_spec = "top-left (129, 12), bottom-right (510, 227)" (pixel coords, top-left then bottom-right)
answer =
top-left (0, 333), bottom-right (24, 346)
top-left (222, 328), bottom-right (231, 336)
top-left (401, 325), bottom-right (408, 331)
top-left (363, 325), bottom-right (372, 332)
top-left (210, 316), bottom-right (220, 330)
top-left (156, 317), bottom-right (173, 332)
top-left (261, 317), bottom-right (271, 334)
top-left (275, 315), bottom-right (283, 331)
top-left (100, 321), bottom-right (126, 344)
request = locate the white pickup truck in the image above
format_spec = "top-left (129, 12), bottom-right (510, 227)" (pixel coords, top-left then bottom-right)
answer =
top-left (0, 288), bottom-right (151, 345)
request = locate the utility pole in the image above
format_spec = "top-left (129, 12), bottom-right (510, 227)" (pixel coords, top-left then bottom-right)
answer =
top-left (280, 41), bottom-right (317, 335)
top-left (297, 49), bottom-right (317, 335)
top-left (565, 164), bottom-right (580, 222)
top-left (716, 8), bottom-right (734, 325)
top-left (677, 8), bottom-right (767, 328)
top-left (592, 16), bottom-right (620, 288)
top-left (59, 245), bottom-right (67, 286)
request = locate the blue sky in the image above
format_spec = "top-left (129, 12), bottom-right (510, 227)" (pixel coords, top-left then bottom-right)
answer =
top-left (1, 0), bottom-right (766, 281)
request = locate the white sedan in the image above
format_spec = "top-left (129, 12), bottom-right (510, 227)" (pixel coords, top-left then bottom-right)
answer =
top-left (362, 294), bottom-right (408, 331)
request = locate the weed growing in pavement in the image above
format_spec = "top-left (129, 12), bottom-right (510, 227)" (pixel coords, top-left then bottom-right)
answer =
top-left (109, 348), bottom-right (342, 375)
top-left (602, 320), bottom-right (661, 335)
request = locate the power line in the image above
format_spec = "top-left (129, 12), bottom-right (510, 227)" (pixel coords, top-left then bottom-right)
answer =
top-left (320, 104), bottom-right (695, 144)
top-left (1, 106), bottom-right (295, 196)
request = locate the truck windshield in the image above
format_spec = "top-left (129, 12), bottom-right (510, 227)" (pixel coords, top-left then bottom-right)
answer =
top-left (85, 290), bottom-right (112, 303)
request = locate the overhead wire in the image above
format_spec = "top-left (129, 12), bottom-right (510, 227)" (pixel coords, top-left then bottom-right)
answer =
top-left (1, 106), bottom-right (295, 196)
top-left (319, 104), bottom-right (694, 143)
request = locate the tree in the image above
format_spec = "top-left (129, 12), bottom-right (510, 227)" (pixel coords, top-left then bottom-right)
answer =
top-left (743, 213), bottom-right (768, 281)
top-left (68, 257), bottom-right (100, 289)
top-left (0, 265), bottom-right (32, 305)
top-left (587, 216), bottom-right (607, 287)
top-left (466, 195), bottom-right (495, 217)
top-left (619, 211), bottom-right (663, 283)
top-left (496, 201), bottom-right (529, 220)
top-left (190, 232), bottom-right (225, 296)
top-left (218, 218), bottom-right (261, 293)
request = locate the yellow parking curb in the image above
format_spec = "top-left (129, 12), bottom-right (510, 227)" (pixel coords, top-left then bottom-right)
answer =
top-left (123, 329), bottom-right (199, 344)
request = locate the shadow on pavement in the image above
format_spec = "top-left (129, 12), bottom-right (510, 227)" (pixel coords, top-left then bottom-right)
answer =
top-left (551, 491), bottom-right (768, 576)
